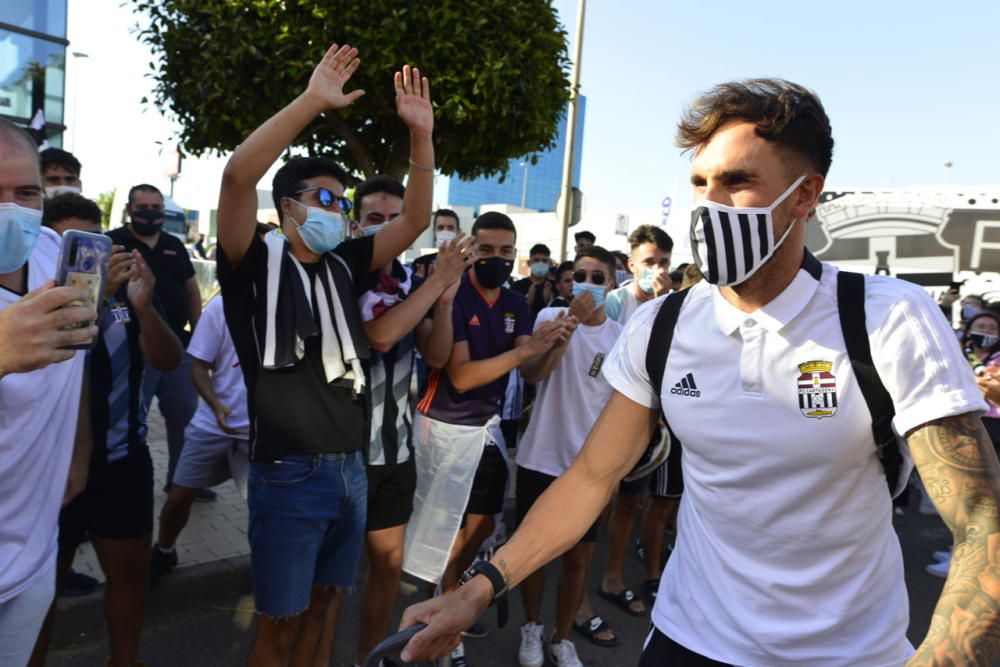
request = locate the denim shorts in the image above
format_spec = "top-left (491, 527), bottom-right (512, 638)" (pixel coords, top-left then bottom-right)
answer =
top-left (247, 450), bottom-right (367, 617)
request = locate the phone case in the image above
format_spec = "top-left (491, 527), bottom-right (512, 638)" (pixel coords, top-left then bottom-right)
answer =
top-left (54, 230), bottom-right (113, 350)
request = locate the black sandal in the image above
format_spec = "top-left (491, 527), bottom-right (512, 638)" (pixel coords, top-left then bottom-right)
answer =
top-left (572, 615), bottom-right (620, 647)
top-left (598, 586), bottom-right (646, 616)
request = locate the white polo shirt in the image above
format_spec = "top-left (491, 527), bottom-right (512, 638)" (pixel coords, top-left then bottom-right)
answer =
top-left (0, 227), bottom-right (86, 602)
top-left (603, 253), bottom-right (986, 667)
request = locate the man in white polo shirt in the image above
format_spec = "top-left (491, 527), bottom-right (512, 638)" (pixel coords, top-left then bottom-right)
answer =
top-left (0, 119), bottom-right (98, 664)
top-left (398, 79), bottom-right (1000, 666)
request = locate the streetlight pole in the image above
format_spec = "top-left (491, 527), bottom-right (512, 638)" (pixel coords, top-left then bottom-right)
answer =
top-left (557, 0), bottom-right (585, 261)
top-left (68, 51), bottom-right (89, 152)
top-left (943, 161), bottom-right (953, 185)
top-left (520, 161), bottom-right (529, 209)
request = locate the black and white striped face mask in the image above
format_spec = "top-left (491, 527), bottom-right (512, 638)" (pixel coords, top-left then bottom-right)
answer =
top-left (689, 174), bottom-right (806, 286)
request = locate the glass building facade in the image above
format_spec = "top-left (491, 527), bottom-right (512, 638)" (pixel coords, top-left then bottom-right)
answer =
top-left (1, 1), bottom-right (68, 145)
top-left (445, 96), bottom-right (586, 214)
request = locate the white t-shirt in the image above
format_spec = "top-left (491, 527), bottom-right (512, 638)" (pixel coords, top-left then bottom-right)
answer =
top-left (0, 227), bottom-right (86, 602)
top-left (517, 307), bottom-right (623, 477)
top-left (604, 284), bottom-right (643, 324)
top-left (187, 296), bottom-right (249, 438)
top-left (603, 256), bottom-right (986, 667)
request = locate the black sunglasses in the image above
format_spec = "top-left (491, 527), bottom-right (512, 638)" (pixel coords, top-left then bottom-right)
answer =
top-left (293, 187), bottom-right (353, 215)
top-left (573, 269), bottom-right (606, 285)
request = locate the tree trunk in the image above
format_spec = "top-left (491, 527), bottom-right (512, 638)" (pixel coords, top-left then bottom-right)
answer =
top-left (327, 115), bottom-right (376, 177)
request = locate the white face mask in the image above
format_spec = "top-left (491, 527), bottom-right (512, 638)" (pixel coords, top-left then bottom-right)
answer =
top-left (689, 174), bottom-right (806, 286)
top-left (436, 230), bottom-right (456, 248)
top-left (45, 185), bottom-right (82, 199)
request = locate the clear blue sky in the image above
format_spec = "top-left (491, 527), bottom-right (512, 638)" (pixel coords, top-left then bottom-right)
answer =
top-left (68, 0), bottom-right (1000, 214)
top-left (553, 0), bottom-right (1000, 211)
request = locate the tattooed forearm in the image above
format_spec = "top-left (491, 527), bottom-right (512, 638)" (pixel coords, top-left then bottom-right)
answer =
top-left (907, 413), bottom-right (1000, 666)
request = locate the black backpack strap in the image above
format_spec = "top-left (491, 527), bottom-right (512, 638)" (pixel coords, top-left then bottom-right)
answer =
top-left (645, 289), bottom-right (691, 405)
top-left (836, 271), bottom-right (902, 493)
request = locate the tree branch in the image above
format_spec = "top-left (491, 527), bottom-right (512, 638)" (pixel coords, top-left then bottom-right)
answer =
top-left (327, 114), bottom-right (375, 178)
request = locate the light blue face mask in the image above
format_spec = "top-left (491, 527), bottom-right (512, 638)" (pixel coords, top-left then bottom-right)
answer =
top-left (0, 202), bottom-right (43, 273)
top-left (572, 281), bottom-right (606, 308)
top-left (615, 269), bottom-right (631, 287)
top-left (637, 268), bottom-right (658, 294)
top-left (289, 200), bottom-right (346, 254)
top-left (530, 261), bottom-right (550, 279)
top-left (361, 222), bottom-right (385, 238)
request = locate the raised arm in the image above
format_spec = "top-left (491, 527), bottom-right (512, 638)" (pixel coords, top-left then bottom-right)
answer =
top-left (364, 236), bottom-right (473, 353)
top-left (907, 413), bottom-right (1000, 666)
top-left (128, 251), bottom-right (183, 372)
top-left (217, 44), bottom-right (365, 265)
top-left (416, 288), bottom-right (457, 369)
top-left (519, 311), bottom-right (576, 383)
top-left (399, 391), bottom-right (658, 660)
top-left (369, 66), bottom-right (436, 270)
top-left (445, 320), bottom-right (564, 393)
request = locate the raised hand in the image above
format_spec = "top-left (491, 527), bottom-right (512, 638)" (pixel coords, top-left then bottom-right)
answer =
top-left (395, 64), bottom-right (433, 136)
top-left (304, 43), bottom-right (366, 111)
top-left (569, 289), bottom-right (596, 322)
top-left (126, 251), bottom-right (156, 313)
top-left (433, 234), bottom-right (475, 287)
top-left (104, 245), bottom-right (134, 299)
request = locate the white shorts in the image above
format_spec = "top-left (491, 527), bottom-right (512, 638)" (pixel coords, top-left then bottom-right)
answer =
top-left (0, 562), bottom-right (55, 667)
top-left (173, 422), bottom-right (250, 499)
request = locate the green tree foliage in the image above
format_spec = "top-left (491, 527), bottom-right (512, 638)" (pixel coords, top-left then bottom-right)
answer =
top-left (131, 1), bottom-right (571, 180)
top-left (94, 189), bottom-right (116, 229)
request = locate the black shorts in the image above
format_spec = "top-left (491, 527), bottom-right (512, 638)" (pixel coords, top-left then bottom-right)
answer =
top-left (366, 458), bottom-right (416, 532)
top-left (638, 627), bottom-right (732, 666)
top-left (620, 449), bottom-right (684, 500)
top-left (516, 466), bottom-right (600, 543)
top-left (465, 445), bottom-right (508, 516)
top-left (59, 448), bottom-right (154, 552)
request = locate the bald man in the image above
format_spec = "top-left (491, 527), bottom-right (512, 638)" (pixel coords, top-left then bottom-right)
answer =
top-left (0, 119), bottom-right (98, 664)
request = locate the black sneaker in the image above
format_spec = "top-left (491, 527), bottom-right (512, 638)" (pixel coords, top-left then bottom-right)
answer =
top-left (194, 488), bottom-right (218, 503)
top-left (461, 620), bottom-right (489, 639)
top-left (150, 544), bottom-right (178, 587)
top-left (61, 569), bottom-right (98, 597)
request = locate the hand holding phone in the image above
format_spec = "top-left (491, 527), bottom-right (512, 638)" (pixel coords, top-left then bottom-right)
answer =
top-left (0, 281), bottom-right (98, 378)
top-left (55, 230), bottom-right (112, 350)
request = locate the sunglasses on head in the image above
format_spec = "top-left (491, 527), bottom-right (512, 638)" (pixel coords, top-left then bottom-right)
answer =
top-left (292, 187), bottom-right (353, 215)
top-left (573, 269), bottom-right (606, 285)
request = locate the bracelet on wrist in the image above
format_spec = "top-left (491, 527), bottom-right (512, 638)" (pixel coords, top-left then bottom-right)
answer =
top-left (409, 158), bottom-right (435, 172)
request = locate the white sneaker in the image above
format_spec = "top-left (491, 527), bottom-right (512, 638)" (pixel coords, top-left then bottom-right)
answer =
top-left (518, 622), bottom-right (544, 667)
top-left (450, 641), bottom-right (468, 667)
top-left (926, 559), bottom-right (950, 579)
top-left (932, 549), bottom-right (952, 562)
top-left (548, 638), bottom-right (583, 667)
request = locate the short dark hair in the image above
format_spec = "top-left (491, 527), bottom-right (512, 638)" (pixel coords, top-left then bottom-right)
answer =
top-left (39, 147), bottom-right (81, 175)
top-left (42, 193), bottom-right (101, 228)
top-left (574, 230), bottom-right (595, 244)
top-left (127, 183), bottom-right (163, 207)
top-left (471, 211), bottom-right (516, 240)
top-left (352, 175), bottom-right (405, 220)
top-left (575, 245), bottom-right (616, 277)
top-left (676, 78), bottom-right (834, 177)
top-left (434, 208), bottom-right (461, 229)
top-left (529, 243), bottom-right (551, 258)
top-left (555, 260), bottom-right (574, 278)
top-left (272, 157), bottom-right (350, 222)
top-left (627, 225), bottom-right (673, 253)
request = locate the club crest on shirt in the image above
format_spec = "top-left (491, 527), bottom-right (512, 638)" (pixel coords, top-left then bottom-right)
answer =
top-left (797, 360), bottom-right (838, 419)
top-left (504, 312), bottom-right (515, 334)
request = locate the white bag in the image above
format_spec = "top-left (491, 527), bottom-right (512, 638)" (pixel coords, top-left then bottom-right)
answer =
top-left (403, 414), bottom-right (502, 584)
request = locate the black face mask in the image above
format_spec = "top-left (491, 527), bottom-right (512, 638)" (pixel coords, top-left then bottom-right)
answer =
top-left (969, 332), bottom-right (1000, 350)
top-left (473, 256), bottom-right (513, 289)
top-left (131, 209), bottom-right (164, 236)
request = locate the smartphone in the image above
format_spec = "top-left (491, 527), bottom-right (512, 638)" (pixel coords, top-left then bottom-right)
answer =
top-left (55, 230), bottom-right (113, 350)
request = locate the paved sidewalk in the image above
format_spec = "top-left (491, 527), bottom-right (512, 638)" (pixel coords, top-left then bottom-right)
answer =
top-left (66, 402), bottom-right (250, 583)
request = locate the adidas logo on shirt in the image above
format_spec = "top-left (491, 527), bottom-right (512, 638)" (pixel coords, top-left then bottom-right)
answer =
top-left (670, 372), bottom-right (701, 398)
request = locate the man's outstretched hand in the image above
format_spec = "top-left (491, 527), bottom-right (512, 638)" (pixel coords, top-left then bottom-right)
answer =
top-left (395, 64), bottom-right (434, 136)
top-left (304, 43), bottom-right (366, 111)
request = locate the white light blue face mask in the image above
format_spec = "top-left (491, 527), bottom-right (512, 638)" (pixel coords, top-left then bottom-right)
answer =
top-left (0, 202), bottom-right (43, 273)
top-left (637, 268), bottom-right (658, 294)
top-left (690, 174), bottom-right (806, 286)
top-left (436, 230), bottom-right (457, 248)
top-left (572, 281), bottom-right (606, 308)
top-left (361, 222), bottom-right (385, 238)
top-left (289, 199), bottom-right (346, 254)
top-left (615, 269), bottom-right (631, 287)
top-left (530, 261), bottom-right (550, 279)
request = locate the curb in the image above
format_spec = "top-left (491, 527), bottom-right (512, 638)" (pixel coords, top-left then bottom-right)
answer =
top-left (53, 555), bottom-right (253, 647)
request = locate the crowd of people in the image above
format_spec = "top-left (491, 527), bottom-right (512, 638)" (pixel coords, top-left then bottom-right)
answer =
top-left (4, 41), bottom-right (1000, 667)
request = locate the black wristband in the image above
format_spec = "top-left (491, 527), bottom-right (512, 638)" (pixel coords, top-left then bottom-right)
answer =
top-left (459, 560), bottom-right (509, 629)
